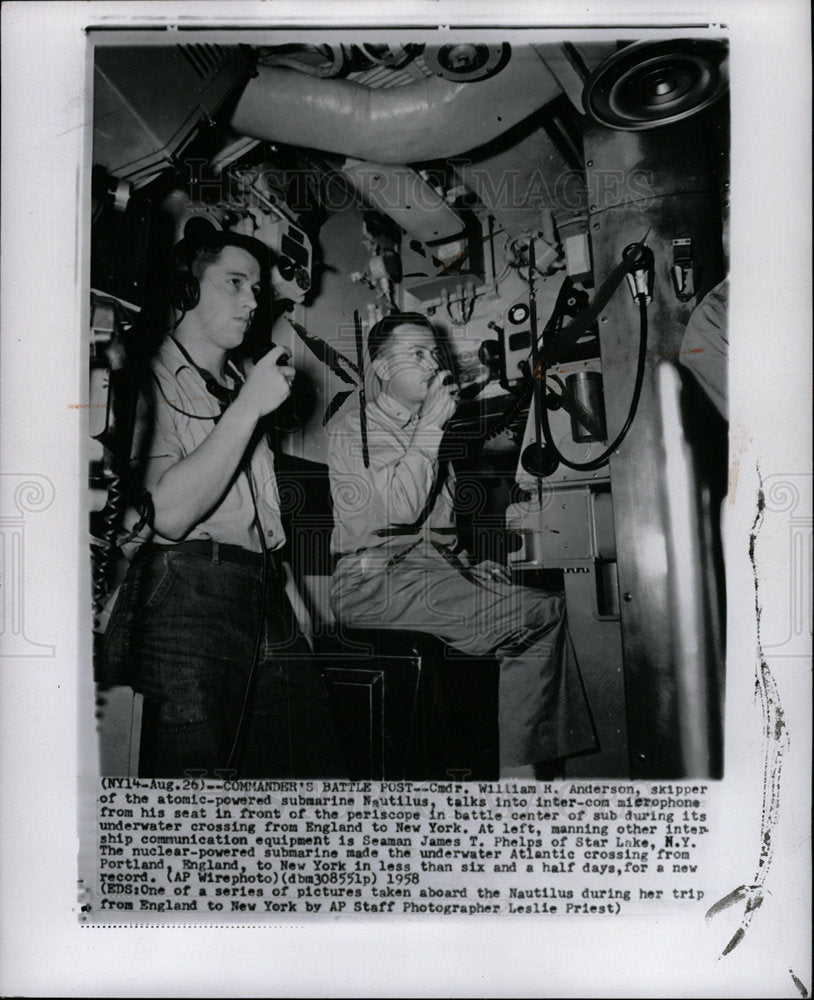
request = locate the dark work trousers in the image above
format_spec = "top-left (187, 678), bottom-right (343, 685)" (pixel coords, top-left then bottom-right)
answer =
top-left (107, 546), bottom-right (346, 779)
top-left (331, 544), bottom-right (596, 768)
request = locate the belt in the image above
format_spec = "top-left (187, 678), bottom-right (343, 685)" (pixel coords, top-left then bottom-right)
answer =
top-left (149, 539), bottom-right (281, 570)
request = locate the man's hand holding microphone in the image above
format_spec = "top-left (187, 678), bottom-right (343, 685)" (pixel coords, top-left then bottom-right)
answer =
top-left (239, 344), bottom-right (296, 421)
top-left (418, 369), bottom-right (460, 430)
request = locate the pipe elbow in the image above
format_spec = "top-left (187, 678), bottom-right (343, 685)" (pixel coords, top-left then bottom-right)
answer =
top-left (230, 49), bottom-right (561, 163)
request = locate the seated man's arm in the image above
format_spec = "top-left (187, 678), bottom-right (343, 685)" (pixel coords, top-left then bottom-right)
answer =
top-left (332, 375), bottom-right (457, 528)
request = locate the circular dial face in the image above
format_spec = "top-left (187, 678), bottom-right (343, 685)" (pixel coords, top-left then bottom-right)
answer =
top-left (508, 302), bottom-right (530, 326)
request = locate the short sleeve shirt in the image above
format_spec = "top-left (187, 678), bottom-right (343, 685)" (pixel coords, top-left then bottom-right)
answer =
top-left (133, 337), bottom-right (285, 553)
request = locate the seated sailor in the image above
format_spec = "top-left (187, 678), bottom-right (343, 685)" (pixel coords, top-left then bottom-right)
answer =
top-left (326, 311), bottom-right (596, 776)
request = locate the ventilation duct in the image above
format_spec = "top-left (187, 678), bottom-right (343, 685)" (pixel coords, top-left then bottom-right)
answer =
top-left (230, 47), bottom-right (561, 163)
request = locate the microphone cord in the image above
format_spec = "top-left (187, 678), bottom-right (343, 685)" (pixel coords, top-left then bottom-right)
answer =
top-left (539, 293), bottom-right (649, 471)
top-left (224, 460), bottom-right (271, 775)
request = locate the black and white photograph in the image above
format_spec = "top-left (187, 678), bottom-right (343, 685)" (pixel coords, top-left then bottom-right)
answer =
top-left (1, 2), bottom-right (810, 996)
top-left (90, 29), bottom-right (729, 783)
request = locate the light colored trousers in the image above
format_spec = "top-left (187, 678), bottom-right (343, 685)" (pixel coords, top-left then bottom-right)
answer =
top-left (331, 543), bottom-right (596, 767)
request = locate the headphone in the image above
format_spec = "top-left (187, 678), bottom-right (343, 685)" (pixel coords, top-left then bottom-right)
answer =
top-left (169, 228), bottom-right (272, 315)
top-left (166, 227), bottom-right (315, 431)
top-left (169, 267), bottom-right (201, 313)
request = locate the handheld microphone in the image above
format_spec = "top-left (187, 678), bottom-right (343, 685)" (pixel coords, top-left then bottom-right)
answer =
top-left (253, 342), bottom-right (290, 367)
top-left (252, 342), bottom-right (315, 434)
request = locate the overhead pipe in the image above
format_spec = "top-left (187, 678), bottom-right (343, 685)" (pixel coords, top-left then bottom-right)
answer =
top-left (230, 47), bottom-right (562, 163)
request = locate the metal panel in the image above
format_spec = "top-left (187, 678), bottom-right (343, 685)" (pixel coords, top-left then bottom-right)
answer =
top-left (93, 46), bottom-right (252, 186)
top-left (323, 646), bottom-right (424, 780)
top-left (563, 569), bottom-right (628, 777)
top-left (324, 667), bottom-right (385, 780)
top-left (95, 686), bottom-right (143, 776)
top-left (583, 118), bottom-right (725, 777)
top-left (506, 484), bottom-right (614, 568)
top-left (341, 160), bottom-right (465, 244)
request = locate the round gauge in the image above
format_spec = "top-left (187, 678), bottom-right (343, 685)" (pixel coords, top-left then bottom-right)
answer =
top-left (508, 302), bottom-right (530, 326)
top-left (277, 256), bottom-right (296, 281)
top-left (424, 43), bottom-right (510, 82)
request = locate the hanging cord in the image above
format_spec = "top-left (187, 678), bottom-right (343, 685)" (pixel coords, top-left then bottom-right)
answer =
top-left (445, 290), bottom-right (477, 326)
top-left (531, 241), bottom-right (652, 473)
top-left (484, 375), bottom-right (534, 442)
top-left (224, 463), bottom-right (271, 775)
top-left (92, 351), bottom-right (147, 619)
top-left (112, 487), bottom-right (155, 550)
top-left (222, 359), bottom-right (303, 774)
top-left (353, 310), bottom-right (370, 468)
top-left (539, 295), bottom-right (649, 471)
top-left (528, 241), bottom-right (546, 504)
top-left (150, 372), bottom-right (221, 422)
top-left (146, 338), bottom-right (245, 423)
top-left (92, 472), bottom-right (126, 620)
